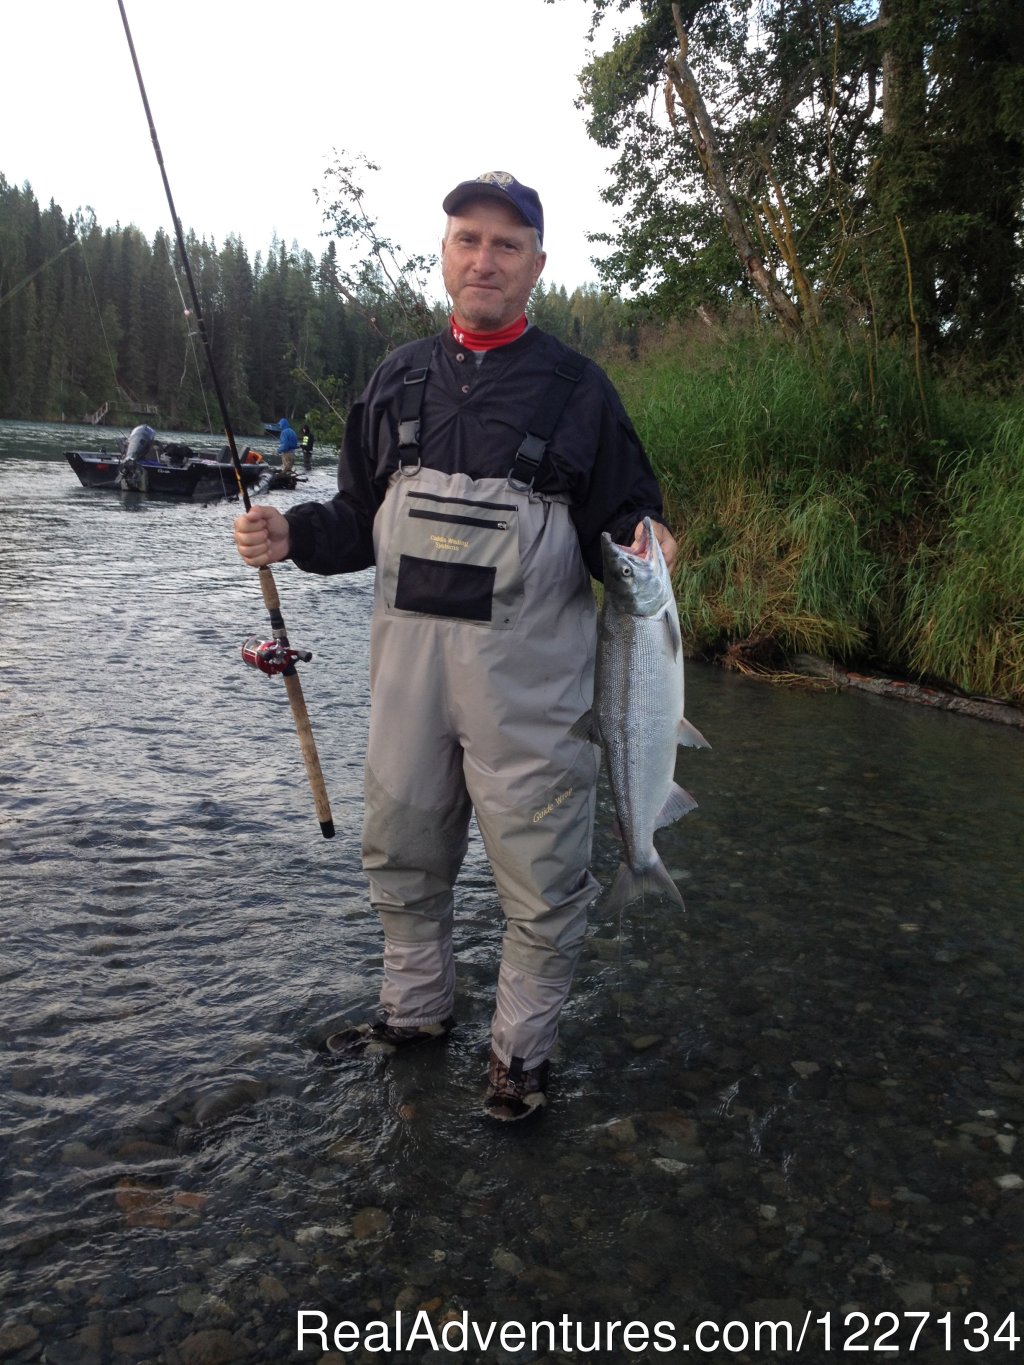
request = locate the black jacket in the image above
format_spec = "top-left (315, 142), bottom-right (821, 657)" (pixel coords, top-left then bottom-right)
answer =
top-left (286, 325), bottom-right (665, 581)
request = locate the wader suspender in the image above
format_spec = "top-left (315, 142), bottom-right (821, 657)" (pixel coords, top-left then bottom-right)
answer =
top-left (397, 339), bottom-right (435, 458)
top-left (395, 338), bottom-right (584, 487)
top-left (508, 360), bottom-right (583, 490)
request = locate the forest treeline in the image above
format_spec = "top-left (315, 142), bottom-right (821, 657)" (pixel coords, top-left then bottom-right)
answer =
top-left (0, 174), bottom-right (631, 433)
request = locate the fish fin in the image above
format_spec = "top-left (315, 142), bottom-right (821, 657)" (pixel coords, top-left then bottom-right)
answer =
top-left (569, 709), bottom-right (600, 745)
top-left (655, 782), bottom-right (698, 829)
top-left (678, 717), bottom-right (711, 749)
top-left (663, 610), bottom-right (682, 658)
top-left (605, 857), bottom-right (685, 914)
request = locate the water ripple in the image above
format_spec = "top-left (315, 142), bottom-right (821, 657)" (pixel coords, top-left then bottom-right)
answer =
top-left (1, 428), bottom-right (1023, 1358)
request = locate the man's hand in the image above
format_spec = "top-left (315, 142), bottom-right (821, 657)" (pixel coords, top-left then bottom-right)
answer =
top-left (233, 505), bottom-right (291, 567)
top-left (632, 520), bottom-right (678, 575)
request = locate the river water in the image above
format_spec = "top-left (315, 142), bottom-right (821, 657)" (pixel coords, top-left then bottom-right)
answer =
top-left (1, 419), bottom-right (1023, 1364)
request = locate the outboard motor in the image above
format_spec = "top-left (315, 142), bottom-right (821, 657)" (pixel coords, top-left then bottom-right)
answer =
top-left (124, 424), bottom-right (156, 460)
top-left (117, 424), bottom-right (157, 493)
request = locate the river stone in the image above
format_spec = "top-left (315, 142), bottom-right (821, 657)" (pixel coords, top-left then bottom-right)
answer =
top-left (189, 1294), bottom-right (235, 1328)
top-left (60, 1141), bottom-right (108, 1169)
top-left (958, 1121), bottom-right (999, 1138)
top-left (0, 1323), bottom-right (39, 1355)
top-left (791, 1060), bottom-right (820, 1077)
top-left (896, 1280), bottom-right (933, 1309)
top-left (175, 1328), bottom-right (253, 1364)
top-left (258, 1274), bottom-right (289, 1303)
top-left (111, 1332), bottom-right (159, 1357)
top-left (602, 1117), bottom-right (638, 1147)
top-left (492, 1247), bottom-right (525, 1276)
top-left (393, 1284), bottom-right (423, 1312)
top-left (176, 1285), bottom-right (206, 1315)
top-left (116, 1138), bottom-right (176, 1161)
top-left (628, 1033), bottom-right (664, 1051)
top-left (652, 1157), bottom-right (689, 1176)
top-left (352, 1206), bottom-right (390, 1239)
top-left (74, 1323), bottom-right (105, 1354)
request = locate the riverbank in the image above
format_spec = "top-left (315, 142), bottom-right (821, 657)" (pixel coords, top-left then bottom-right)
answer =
top-left (609, 317), bottom-right (1024, 707)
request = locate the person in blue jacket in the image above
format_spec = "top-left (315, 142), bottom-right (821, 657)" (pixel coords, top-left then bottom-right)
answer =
top-left (264, 417), bottom-right (298, 474)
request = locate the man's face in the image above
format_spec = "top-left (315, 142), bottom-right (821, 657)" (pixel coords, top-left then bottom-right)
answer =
top-left (442, 199), bottom-right (546, 333)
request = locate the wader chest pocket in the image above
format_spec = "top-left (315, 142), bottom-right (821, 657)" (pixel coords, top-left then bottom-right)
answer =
top-left (384, 493), bottom-right (524, 628)
top-left (395, 555), bottom-right (496, 621)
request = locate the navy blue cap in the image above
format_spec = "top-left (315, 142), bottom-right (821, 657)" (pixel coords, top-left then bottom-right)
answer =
top-left (442, 172), bottom-right (544, 244)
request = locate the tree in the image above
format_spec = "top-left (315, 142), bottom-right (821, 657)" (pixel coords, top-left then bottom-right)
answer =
top-left (315, 152), bottom-right (444, 349)
top-left (868, 0), bottom-right (1024, 357)
top-left (576, 0), bottom-right (1024, 360)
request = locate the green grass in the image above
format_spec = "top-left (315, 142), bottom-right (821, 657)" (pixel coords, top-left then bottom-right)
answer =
top-left (606, 316), bottom-right (1024, 702)
top-left (892, 415), bottom-right (1024, 698)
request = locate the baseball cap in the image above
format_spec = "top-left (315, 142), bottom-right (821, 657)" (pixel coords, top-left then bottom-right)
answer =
top-left (442, 172), bottom-right (544, 244)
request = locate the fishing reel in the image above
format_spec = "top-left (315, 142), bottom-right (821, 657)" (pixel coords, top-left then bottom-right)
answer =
top-left (241, 636), bottom-right (313, 676)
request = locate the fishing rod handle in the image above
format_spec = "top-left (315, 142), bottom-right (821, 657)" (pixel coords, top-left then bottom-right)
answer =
top-left (281, 670), bottom-right (336, 839)
top-left (258, 567), bottom-right (336, 839)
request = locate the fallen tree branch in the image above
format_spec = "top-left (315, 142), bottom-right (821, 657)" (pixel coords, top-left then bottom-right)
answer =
top-left (789, 655), bottom-right (1024, 728)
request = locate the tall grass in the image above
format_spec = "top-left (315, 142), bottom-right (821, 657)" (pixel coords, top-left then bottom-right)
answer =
top-left (893, 415), bottom-right (1024, 698)
top-left (607, 316), bottom-right (1024, 702)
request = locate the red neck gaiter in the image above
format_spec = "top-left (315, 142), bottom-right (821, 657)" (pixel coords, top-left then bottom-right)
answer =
top-left (450, 314), bottom-right (528, 351)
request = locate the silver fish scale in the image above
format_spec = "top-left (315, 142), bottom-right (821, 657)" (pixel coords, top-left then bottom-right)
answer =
top-left (595, 604), bottom-right (684, 872)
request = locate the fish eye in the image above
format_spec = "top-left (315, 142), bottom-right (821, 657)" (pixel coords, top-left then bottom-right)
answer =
top-left (620, 565), bottom-right (632, 577)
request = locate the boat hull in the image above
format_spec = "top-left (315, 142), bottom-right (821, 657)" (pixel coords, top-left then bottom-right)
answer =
top-left (65, 451), bottom-right (263, 499)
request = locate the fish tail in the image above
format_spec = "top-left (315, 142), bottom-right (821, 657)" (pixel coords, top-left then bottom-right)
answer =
top-left (605, 857), bottom-right (685, 914)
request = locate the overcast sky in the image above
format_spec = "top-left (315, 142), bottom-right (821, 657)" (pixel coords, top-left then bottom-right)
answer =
top-left (3, 0), bottom-right (629, 297)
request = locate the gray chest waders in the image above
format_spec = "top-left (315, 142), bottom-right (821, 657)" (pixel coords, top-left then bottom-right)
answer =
top-left (361, 347), bottom-right (600, 1069)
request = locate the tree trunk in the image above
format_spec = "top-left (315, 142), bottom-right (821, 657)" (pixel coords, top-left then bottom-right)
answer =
top-left (666, 5), bottom-right (804, 331)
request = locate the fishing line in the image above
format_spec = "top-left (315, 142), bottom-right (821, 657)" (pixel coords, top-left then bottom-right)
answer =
top-left (77, 238), bottom-right (123, 409)
top-left (0, 240), bottom-right (78, 310)
top-left (161, 234), bottom-right (215, 435)
top-left (116, 0), bottom-right (335, 839)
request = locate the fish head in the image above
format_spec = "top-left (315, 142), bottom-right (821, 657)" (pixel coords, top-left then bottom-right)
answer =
top-left (600, 517), bottom-right (673, 617)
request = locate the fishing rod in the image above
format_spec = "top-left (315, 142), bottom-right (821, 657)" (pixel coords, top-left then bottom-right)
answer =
top-left (116, 0), bottom-right (335, 839)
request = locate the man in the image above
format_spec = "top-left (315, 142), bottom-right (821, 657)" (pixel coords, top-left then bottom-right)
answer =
top-left (264, 417), bottom-right (298, 475)
top-left (234, 171), bottom-right (676, 1122)
top-left (300, 424), bottom-right (315, 469)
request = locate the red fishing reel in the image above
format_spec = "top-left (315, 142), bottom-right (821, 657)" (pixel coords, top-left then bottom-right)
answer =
top-left (241, 636), bottom-right (313, 676)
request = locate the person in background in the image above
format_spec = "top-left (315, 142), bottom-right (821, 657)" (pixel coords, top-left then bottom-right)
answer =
top-left (264, 417), bottom-right (298, 475)
top-left (234, 171), bottom-right (676, 1122)
top-left (300, 424), bottom-right (315, 469)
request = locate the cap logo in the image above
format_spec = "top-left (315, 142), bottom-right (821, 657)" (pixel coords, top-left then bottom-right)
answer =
top-left (442, 171), bottom-right (544, 243)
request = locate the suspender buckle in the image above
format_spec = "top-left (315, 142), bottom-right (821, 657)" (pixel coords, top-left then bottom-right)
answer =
top-left (508, 433), bottom-right (547, 491)
top-left (398, 366), bottom-right (430, 450)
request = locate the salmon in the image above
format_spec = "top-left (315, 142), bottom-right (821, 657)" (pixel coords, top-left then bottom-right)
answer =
top-left (584, 517), bottom-right (710, 911)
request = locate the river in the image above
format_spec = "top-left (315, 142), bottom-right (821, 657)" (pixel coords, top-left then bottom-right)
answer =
top-left (1, 419), bottom-right (1022, 1364)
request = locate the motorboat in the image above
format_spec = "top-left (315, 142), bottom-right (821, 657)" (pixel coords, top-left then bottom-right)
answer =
top-left (65, 424), bottom-right (267, 499)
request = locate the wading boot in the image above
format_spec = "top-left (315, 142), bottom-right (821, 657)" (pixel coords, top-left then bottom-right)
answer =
top-left (483, 1049), bottom-right (548, 1122)
top-left (322, 1016), bottom-right (455, 1058)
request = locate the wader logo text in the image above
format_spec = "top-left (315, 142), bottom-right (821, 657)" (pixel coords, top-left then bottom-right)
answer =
top-left (430, 534), bottom-right (469, 553)
top-left (533, 787), bottom-right (574, 823)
